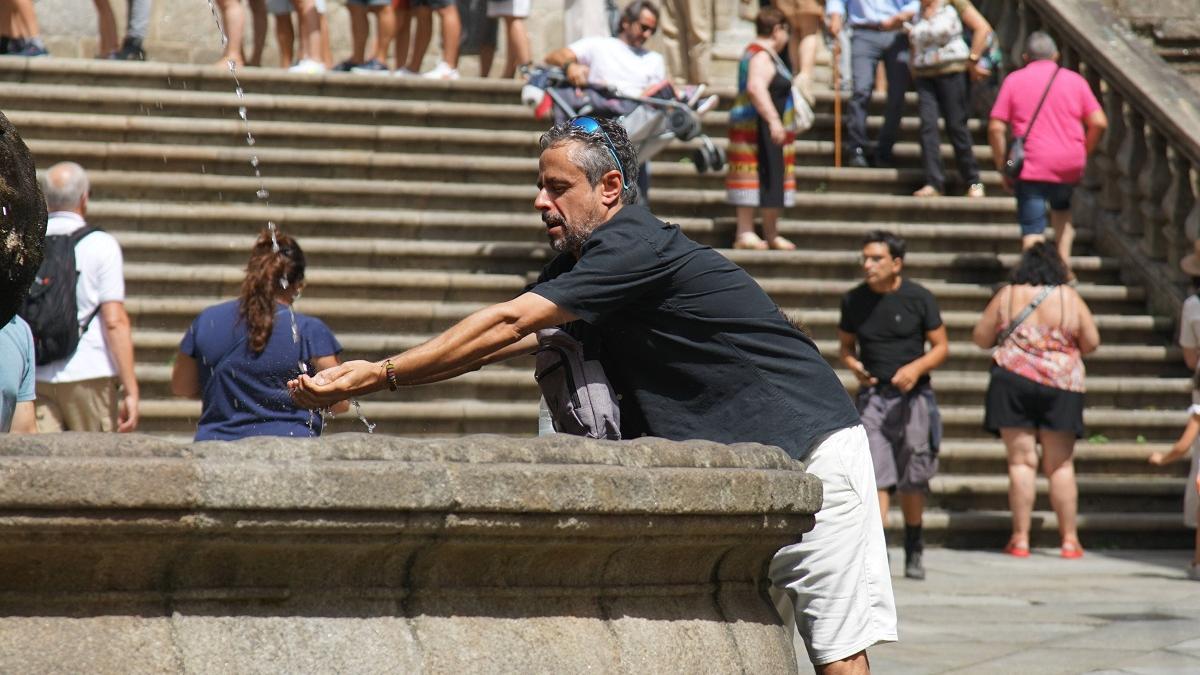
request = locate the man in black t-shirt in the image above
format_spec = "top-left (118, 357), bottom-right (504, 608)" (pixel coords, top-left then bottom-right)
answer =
top-left (839, 230), bottom-right (948, 581)
top-left (291, 117), bottom-right (897, 672)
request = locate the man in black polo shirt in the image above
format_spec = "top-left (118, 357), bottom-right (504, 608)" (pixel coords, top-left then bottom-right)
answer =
top-left (839, 230), bottom-right (948, 581)
top-left (291, 117), bottom-right (897, 673)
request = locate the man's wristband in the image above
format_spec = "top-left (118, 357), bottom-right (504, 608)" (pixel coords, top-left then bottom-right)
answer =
top-left (384, 359), bottom-right (399, 391)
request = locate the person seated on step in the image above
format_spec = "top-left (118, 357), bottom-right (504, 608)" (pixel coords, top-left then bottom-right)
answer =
top-left (93, 0), bottom-right (155, 61)
top-left (0, 0), bottom-right (48, 56)
top-left (334, 0), bottom-right (395, 73)
top-left (171, 230), bottom-right (348, 440)
top-left (839, 230), bottom-right (948, 580)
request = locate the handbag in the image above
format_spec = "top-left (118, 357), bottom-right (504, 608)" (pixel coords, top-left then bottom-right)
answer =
top-left (1004, 67), bottom-right (1060, 180)
top-left (766, 49), bottom-right (814, 134)
top-left (534, 328), bottom-right (622, 440)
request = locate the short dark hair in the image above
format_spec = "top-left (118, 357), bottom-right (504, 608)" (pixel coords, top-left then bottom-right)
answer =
top-left (862, 229), bottom-right (906, 260)
top-left (539, 118), bottom-right (641, 205)
top-left (1010, 241), bottom-right (1069, 286)
top-left (620, 0), bottom-right (660, 29)
top-left (755, 7), bottom-right (787, 37)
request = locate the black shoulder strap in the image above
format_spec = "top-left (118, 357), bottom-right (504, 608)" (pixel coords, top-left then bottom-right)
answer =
top-left (69, 226), bottom-right (105, 333)
top-left (997, 285), bottom-right (1056, 345)
top-left (1021, 66), bottom-right (1061, 140)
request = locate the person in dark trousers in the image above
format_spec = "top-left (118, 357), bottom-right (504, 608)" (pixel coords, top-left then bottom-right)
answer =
top-left (825, 0), bottom-right (917, 167)
top-left (291, 116), bottom-right (897, 673)
top-left (839, 230), bottom-right (948, 580)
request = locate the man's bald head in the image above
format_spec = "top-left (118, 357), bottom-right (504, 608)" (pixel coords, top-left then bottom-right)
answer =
top-left (43, 161), bottom-right (89, 214)
top-left (0, 111), bottom-right (47, 326)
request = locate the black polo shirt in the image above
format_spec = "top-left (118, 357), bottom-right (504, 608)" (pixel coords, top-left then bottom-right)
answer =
top-left (530, 205), bottom-right (859, 459)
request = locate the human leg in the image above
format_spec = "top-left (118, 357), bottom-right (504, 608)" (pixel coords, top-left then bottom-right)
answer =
top-left (769, 426), bottom-right (897, 668)
top-left (393, 1), bottom-right (411, 71)
top-left (1052, 210), bottom-right (1074, 269)
top-left (1016, 180), bottom-right (1050, 250)
top-left (248, 0), bottom-right (268, 65)
top-left (347, 2), bottom-right (369, 63)
top-left (436, 2), bottom-right (461, 69)
top-left (291, 0), bottom-right (322, 67)
top-left (1040, 429), bottom-right (1081, 554)
top-left (216, 0), bottom-right (246, 66)
top-left (93, 0), bottom-right (118, 56)
top-left (1001, 427), bottom-right (1038, 551)
top-left (914, 76), bottom-right (945, 194)
top-left (876, 32), bottom-right (911, 166)
top-left (406, 5), bottom-right (432, 71)
top-left (846, 32), bottom-right (881, 162)
top-left (124, 0), bottom-right (150, 40)
top-left (501, 16), bottom-right (529, 78)
top-left (857, 389), bottom-right (899, 531)
top-left (733, 206), bottom-right (768, 249)
top-left (372, 4), bottom-right (395, 64)
top-left (938, 71), bottom-right (981, 193)
top-left (274, 11), bottom-right (294, 67)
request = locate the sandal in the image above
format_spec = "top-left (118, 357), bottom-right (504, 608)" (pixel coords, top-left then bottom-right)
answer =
top-left (769, 236), bottom-right (797, 251)
top-left (966, 183), bottom-right (986, 198)
top-left (733, 232), bottom-right (769, 250)
top-left (1061, 542), bottom-right (1084, 559)
top-left (913, 185), bottom-right (941, 198)
top-left (1003, 540), bottom-right (1030, 558)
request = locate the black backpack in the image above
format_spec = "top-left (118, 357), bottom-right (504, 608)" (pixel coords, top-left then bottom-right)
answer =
top-left (19, 226), bottom-right (103, 366)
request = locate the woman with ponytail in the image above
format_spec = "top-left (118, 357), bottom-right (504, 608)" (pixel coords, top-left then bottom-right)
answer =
top-left (170, 230), bottom-right (347, 440)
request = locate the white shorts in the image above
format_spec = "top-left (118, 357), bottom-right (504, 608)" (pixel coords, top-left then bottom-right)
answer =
top-left (486, 0), bottom-right (530, 18)
top-left (266, 0), bottom-right (327, 15)
top-left (769, 425), bottom-right (898, 666)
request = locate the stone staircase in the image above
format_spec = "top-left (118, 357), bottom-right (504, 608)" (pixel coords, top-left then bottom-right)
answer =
top-left (0, 56), bottom-right (1191, 548)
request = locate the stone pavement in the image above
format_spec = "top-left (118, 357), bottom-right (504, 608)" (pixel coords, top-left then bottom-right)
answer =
top-left (871, 547), bottom-right (1200, 674)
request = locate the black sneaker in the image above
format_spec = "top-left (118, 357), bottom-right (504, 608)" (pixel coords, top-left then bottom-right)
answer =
top-left (115, 37), bottom-right (145, 61)
top-left (848, 148), bottom-right (870, 168)
top-left (0, 36), bottom-right (10, 54)
top-left (904, 550), bottom-right (926, 580)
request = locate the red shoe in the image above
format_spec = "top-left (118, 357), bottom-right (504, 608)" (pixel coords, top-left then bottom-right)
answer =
top-left (1061, 543), bottom-right (1084, 559)
top-left (1004, 542), bottom-right (1030, 558)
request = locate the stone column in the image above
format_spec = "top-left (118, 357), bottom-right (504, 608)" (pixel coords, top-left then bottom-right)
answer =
top-left (0, 433), bottom-right (822, 673)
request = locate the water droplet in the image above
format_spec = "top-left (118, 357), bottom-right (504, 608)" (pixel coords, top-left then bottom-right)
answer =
top-left (249, 155), bottom-right (259, 168)
top-left (227, 58), bottom-right (237, 73)
top-left (280, 277), bottom-right (289, 289)
top-left (238, 106), bottom-right (247, 121)
top-left (256, 188), bottom-right (269, 199)
top-left (246, 134), bottom-right (255, 146)
top-left (235, 86), bottom-right (244, 99)
top-left (352, 400), bottom-right (375, 434)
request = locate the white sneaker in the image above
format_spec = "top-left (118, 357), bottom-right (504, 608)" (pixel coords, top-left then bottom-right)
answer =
top-left (421, 61), bottom-right (460, 80)
top-left (393, 67), bottom-right (417, 78)
top-left (1189, 562), bottom-right (1200, 581)
top-left (288, 58), bottom-right (326, 74)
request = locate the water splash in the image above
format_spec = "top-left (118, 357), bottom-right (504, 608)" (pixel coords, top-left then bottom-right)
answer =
top-left (207, 0), bottom-right (374, 435)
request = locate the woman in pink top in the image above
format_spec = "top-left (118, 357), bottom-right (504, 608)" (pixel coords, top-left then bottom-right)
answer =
top-left (972, 243), bottom-right (1100, 559)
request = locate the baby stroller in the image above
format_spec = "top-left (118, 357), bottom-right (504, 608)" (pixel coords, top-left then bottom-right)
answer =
top-left (520, 65), bottom-right (727, 175)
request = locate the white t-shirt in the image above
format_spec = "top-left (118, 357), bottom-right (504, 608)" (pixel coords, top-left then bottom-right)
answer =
top-left (568, 36), bottom-right (667, 97)
top-left (35, 212), bottom-right (126, 383)
top-left (1181, 295), bottom-right (1200, 350)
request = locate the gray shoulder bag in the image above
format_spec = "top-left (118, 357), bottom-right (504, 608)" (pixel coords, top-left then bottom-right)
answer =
top-left (534, 328), bottom-right (621, 440)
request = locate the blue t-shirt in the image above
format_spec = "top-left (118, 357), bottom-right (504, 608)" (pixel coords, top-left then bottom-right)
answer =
top-left (0, 316), bottom-right (36, 433)
top-left (180, 300), bottom-right (342, 441)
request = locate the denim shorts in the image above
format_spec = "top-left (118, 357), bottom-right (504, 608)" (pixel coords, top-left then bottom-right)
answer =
top-left (1015, 180), bottom-right (1074, 237)
top-left (410, 0), bottom-right (454, 8)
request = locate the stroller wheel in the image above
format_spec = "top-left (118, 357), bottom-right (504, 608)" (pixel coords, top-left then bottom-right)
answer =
top-left (691, 136), bottom-right (726, 174)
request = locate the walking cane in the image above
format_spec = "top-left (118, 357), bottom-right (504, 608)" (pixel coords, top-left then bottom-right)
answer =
top-left (831, 37), bottom-right (842, 168)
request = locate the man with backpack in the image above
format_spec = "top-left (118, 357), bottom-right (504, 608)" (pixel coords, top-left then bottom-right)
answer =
top-left (290, 117), bottom-right (897, 673)
top-left (26, 162), bottom-right (139, 433)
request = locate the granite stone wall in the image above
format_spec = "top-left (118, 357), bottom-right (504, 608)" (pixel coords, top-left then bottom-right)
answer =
top-left (0, 432), bottom-right (821, 673)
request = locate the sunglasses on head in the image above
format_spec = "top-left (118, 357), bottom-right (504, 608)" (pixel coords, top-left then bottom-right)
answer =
top-left (569, 116), bottom-right (629, 190)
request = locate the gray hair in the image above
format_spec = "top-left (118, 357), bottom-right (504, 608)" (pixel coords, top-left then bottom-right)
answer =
top-left (42, 161), bottom-right (89, 212)
top-left (1024, 31), bottom-right (1058, 62)
top-left (539, 119), bottom-right (640, 205)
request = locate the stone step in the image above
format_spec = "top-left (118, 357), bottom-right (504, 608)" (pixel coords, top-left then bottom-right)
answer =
top-left (85, 200), bottom-right (1084, 254)
top-left (106, 230), bottom-right (1124, 287)
top-left (129, 329), bottom-right (1186, 380)
top-left (72, 170), bottom-right (1021, 224)
top-left (128, 396), bottom-right (1193, 442)
top-left (936, 440), bottom-right (1190, 476)
top-left (24, 138), bottom-right (1008, 195)
top-left (122, 295), bottom-right (1170, 354)
top-left (132, 358), bottom-right (1190, 412)
top-left (924, 474), bottom-right (1188, 514)
top-left (882, 509), bottom-right (1190, 549)
top-left (122, 261), bottom-right (1144, 315)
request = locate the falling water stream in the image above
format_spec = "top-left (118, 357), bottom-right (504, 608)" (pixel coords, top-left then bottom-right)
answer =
top-left (205, 0), bottom-right (374, 433)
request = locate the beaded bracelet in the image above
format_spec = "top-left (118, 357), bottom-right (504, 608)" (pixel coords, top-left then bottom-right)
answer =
top-left (384, 359), bottom-right (399, 391)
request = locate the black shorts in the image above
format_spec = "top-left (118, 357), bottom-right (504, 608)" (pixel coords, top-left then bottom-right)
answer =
top-left (984, 365), bottom-right (1085, 438)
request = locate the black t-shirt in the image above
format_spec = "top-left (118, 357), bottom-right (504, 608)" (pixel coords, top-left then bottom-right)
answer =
top-left (530, 205), bottom-right (859, 459)
top-left (838, 278), bottom-right (943, 386)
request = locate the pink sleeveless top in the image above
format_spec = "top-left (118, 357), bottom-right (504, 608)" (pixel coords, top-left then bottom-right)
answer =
top-left (993, 287), bottom-right (1086, 392)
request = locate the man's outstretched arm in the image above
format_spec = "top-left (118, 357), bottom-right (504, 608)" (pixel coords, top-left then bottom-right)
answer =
top-left (289, 292), bottom-right (574, 408)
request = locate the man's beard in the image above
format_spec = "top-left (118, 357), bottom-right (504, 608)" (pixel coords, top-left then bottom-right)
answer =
top-left (544, 211), bottom-right (596, 254)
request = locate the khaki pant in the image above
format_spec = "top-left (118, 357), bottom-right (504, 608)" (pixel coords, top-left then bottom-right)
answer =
top-left (656, 0), bottom-right (713, 85)
top-left (35, 377), bottom-right (118, 433)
